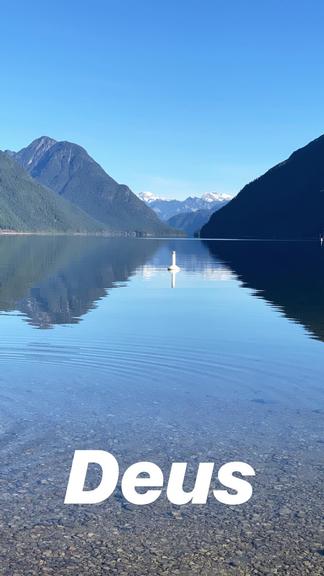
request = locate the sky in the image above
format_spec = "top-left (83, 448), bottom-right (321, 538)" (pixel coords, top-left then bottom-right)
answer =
top-left (1, 0), bottom-right (324, 199)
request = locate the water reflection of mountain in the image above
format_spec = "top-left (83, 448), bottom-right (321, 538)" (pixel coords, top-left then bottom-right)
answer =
top-left (206, 240), bottom-right (324, 342)
top-left (0, 237), bottom-right (158, 328)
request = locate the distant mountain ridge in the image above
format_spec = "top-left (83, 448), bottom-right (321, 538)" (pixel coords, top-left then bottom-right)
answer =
top-left (167, 209), bottom-right (215, 236)
top-left (201, 134), bottom-right (324, 239)
top-left (139, 191), bottom-right (231, 221)
top-left (9, 137), bottom-right (178, 236)
top-left (0, 151), bottom-right (103, 233)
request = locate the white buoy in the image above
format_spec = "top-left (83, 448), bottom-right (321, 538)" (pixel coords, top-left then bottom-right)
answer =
top-left (168, 250), bottom-right (180, 272)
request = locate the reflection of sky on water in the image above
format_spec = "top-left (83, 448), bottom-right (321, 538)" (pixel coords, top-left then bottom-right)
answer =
top-left (0, 237), bottom-right (323, 412)
top-left (140, 264), bottom-right (234, 282)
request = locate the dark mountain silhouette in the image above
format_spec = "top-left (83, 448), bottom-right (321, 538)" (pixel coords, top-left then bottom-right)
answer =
top-left (205, 240), bottom-right (324, 342)
top-left (12, 137), bottom-right (178, 236)
top-left (0, 236), bottom-right (159, 328)
top-left (201, 135), bottom-right (324, 239)
top-left (0, 151), bottom-right (104, 233)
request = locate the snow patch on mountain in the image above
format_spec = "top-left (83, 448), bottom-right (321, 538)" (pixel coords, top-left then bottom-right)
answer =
top-left (139, 191), bottom-right (169, 203)
top-left (201, 192), bottom-right (232, 203)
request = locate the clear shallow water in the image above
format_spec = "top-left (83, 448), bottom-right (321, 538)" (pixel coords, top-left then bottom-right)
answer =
top-left (0, 237), bottom-right (323, 575)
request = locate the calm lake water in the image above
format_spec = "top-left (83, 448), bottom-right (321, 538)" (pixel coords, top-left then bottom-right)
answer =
top-left (0, 237), bottom-right (323, 575)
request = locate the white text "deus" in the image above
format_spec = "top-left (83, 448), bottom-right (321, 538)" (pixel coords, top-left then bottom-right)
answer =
top-left (64, 451), bottom-right (255, 506)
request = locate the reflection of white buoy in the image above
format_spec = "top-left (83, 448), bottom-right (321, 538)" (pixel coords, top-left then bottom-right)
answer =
top-left (168, 251), bottom-right (180, 272)
top-left (170, 270), bottom-right (177, 288)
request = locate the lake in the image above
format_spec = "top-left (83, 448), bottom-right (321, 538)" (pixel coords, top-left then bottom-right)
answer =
top-left (0, 236), bottom-right (323, 575)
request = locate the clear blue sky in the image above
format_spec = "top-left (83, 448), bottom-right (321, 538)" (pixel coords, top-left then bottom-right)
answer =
top-left (1, 0), bottom-right (324, 199)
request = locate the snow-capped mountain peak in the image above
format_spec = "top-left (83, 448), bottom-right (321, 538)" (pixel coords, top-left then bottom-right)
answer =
top-left (137, 191), bottom-right (233, 221)
top-left (201, 192), bottom-right (232, 203)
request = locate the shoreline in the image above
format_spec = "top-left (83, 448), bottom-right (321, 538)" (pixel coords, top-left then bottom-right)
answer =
top-left (0, 230), bottom-right (184, 238)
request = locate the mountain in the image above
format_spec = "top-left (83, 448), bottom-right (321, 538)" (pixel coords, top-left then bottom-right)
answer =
top-left (139, 192), bottom-right (231, 221)
top-left (201, 135), bottom-right (324, 239)
top-left (0, 151), bottom-right (103, 233)
top-left (167, 208), bottom-right (215, 236)
top-left (12, 137), bottom-right (177, 236)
